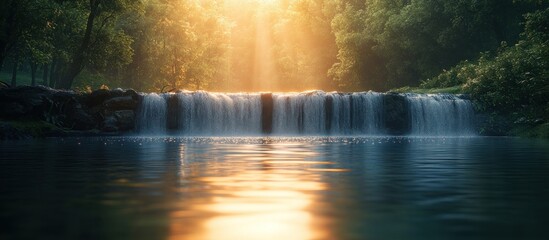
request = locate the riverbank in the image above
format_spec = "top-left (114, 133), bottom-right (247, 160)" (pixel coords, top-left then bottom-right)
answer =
top-left (1, 85), bottom-right (540, 140)
top-left (0, 86), bottom-right (139, 140)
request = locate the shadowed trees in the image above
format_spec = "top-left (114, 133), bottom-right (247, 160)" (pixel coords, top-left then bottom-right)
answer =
top-left (0, 0), bottom-right (547, 91)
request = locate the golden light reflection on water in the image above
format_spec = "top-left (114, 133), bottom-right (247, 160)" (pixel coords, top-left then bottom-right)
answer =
top-left (169, 143), bottom-right (338, 240)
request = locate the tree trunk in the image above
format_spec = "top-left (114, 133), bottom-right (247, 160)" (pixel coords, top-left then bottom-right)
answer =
top-left (10, 55), bottom-right (18, 87)
top-left (30, 62), bottom-right (37, 86)
top-left (42, 63), bottom-right (49, 85)
top-left (125, 42), bottom-right (142, 89)
top-left (49, 59), bottom-right (57, 88)
top-left (0, 0), bottom-right (18, 72)
top-left (57, 0), bottom-right (101, 89)
top-left (54, 64), bottom-right (64, 88)
top-left (172, 62), bottom-right (177, 90)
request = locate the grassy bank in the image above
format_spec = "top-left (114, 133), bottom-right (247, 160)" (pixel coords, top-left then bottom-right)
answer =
top-left (390, 85), bottom-right (465, 94)
top-left (0, 71), bottom-right (37, 86)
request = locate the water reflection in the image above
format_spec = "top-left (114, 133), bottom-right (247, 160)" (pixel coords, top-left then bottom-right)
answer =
top-left (170, 143), bottom-right (334, 240)
top-left (2, 137), bottom-right (549, 240)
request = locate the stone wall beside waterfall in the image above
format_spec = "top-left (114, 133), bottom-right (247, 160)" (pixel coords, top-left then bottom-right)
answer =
top-left (0, 86), bottom-right (140, 139)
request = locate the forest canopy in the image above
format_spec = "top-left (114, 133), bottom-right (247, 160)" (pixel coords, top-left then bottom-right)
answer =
top-left (0, 0), bottom-right (547, 92)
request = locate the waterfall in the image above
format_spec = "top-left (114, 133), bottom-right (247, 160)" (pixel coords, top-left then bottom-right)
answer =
top-left (137, 93), bottom-right (167, 134)
top-left (331, 92), bottom-right (384, 135)
top-left (407, 94), bottom-right (475, 136)
top-left (136, 91), bottom-right (476, 136)
top-left (176, 91), bottom-right (262, 135)
top-left (272, 91), bottom-right (384, 135)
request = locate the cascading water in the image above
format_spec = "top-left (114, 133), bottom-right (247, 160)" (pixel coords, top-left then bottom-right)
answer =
top-left (407, 94), bottom-right (475, 136)
top-left (272, 91), bottom-right (384, 135)
top-left (137, 93), bottom-right (167, 134)
top-left (136, 91), bottom-right (476, 136)
top-left (177, 91), bottom-right (262, 135)
top-left (332, 92), bottom-right (384, 135)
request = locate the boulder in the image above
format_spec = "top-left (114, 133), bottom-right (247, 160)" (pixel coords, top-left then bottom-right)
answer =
top-left (0, 102), bottom-right (26, 118)
top-left (0, 86), bottom-right (140, 136)
top-left (0, 122), bottom-right (31, 140)
top-left (87, 89), bottom-right (111, 107)
top-left (87, 89), bottom-right (127, 108)
top-left (0, 86), bottom-right (67, 120)
top-left (113, 110), bottom-right (135, 131)
top-left (104, 96), bottom-right (138, 110)
top-left (123, 89), bottom-right (139, 100)
top-left (66, 102), bottom-right (96, 130)
top-left (101, 116), bottom-right (119, 132)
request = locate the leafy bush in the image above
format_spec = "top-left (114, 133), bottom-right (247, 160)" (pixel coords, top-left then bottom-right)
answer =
top-left (465, 41), bottom-right (548, 118)
top-left (464, 8), bottom-right (549, 121)
top-left (420, 60), bottom-right (477, 88)
top-left (423, 7), bottom-right (549, 125)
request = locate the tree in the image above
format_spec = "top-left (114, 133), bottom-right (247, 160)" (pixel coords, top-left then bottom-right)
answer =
top-left (328, 0), bottom-right (543, 91)
top-left (118, 0), bottom-right (227, 91)
top-left (56, 0), bottom-right (137, 89)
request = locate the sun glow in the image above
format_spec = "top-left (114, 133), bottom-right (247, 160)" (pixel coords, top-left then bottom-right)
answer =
top-left (217, 0), bottom-right (336, 92)
top-left (256, 0), bottom-right (277, 3)
top-left (168, 143), bottom-right (333, 240)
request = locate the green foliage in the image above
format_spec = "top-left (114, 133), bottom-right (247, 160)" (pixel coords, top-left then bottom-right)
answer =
top-left (1, 0), bottom-right (548, 93)
top-left (0, 0), bottom-right (139, 88)
top-left (329, 0), bottom-right (541, 90)
top-left (465, 8), bottom-right (549, 120)
top-left (423, 7), bottom-right (549, 133)
top-left (118, 0), bottom-right (228, 91)
top-left (420, 60), bottom-right (477, 88)
top-left (73, 69), bottom-right (112, 90)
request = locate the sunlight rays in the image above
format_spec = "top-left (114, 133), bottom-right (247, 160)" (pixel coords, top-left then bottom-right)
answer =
top-left (222, 0), bottom-right (295, 91)
top-left (252, 8), bottom-right (279, 91)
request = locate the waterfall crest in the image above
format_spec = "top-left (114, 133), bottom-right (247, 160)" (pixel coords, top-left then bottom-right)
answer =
top-left (136, 91), bottom-right (476, 136)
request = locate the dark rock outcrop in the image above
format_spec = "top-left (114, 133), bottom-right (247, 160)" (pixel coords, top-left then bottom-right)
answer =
top-left (475, 113), bottom-right (512, 136)
top-left (382, 93), bottom-right (411, 135)
top-left (114, 110), bottom-right (135, 131)
top-left (325, 95), bottom-right (333, 132)
top-left (0, 86), bottom-right (141, 139)
top-left (0, 122), bottom-right (32, 140)
top-left (104, 96), bottom-right (138, 111)
top-left (167, 94), bottom-right (180, 130)
top-left (261, 93), bottom-right (273, 134)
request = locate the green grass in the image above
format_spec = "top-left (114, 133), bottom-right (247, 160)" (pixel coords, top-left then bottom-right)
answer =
top-left (1, 69), bottom-right (112, 90)
top-left (390, 85), bottom-right (465, 94)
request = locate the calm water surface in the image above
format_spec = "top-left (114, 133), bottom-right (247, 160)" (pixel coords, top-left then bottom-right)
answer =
top-left (1, 137), bottom-right (548, 240)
